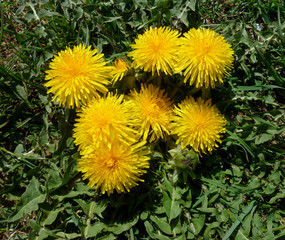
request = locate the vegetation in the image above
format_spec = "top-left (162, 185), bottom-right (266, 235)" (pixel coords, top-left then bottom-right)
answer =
top-left (1, 0), bottom-right (284, 239)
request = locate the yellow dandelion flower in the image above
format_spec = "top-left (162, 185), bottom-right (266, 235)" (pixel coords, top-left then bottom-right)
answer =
top-left (176, 28), bottom-right (234, 88)
top-left (111, 58), bottom-right (130, 84)
top-left (128, 84), bottom-right (173, 142)
top-left (45, 44), bottom-right (112, 108)
top-left (78, 138), bottom-right (150, 195)
top-left (73, 93), bottom-right (138, 151)
top-left (171, 97), bottom-right (226, 155)
top-left (128, 26), bottom-right (180, 75)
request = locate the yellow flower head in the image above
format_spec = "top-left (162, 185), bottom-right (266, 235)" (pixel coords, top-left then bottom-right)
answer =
top-left (45, 44), bottom-right (112, 108)
top-left (171, 97), bottom-right (226, 155)
top-left (128, 26), bottom-right (180, 75)
top-left (111, 58), bottom-right (130, 84)
top-left (176, 28), bottom-right (234, 88)
top-left (78, 138), bottom-right (150, 195)
top-left (73, 93), bottom-right (137, 151)
top-left (128, 84), bottom-right (173, 142)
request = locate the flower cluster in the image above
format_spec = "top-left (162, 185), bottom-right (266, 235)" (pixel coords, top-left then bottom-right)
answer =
top-left (73, 93), bottom-right (150, 195)
top-left (45, 26), bottom-right (233, 195)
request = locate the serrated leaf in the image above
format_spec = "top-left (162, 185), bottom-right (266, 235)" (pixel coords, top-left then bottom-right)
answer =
top-left (9, 177), bottom-right (46, 222)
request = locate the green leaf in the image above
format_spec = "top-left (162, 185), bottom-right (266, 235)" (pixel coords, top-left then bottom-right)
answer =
top-left (140, 211), bottom-right (149, 221)
top-left (254, 45), bottom-right (285, 88)
top-left (252, 213), bottom-right (264, 239)
top-left (86, 222), bottom-right (105, 238)
top-left (255, 133), bottom-right (274, 145)
top-left (197, 207), bottom-right (217, 214)
top-left (235, 230), bottom-right (250, 240)
top-left (56, 232), bottom-right (81, 239)
top-left (269, 192), bottom-right (285, 204)
top-left (234, 201), bottom-right (256, 240)
top-left (42, 207), bottom-right (64, 226)
top-left (232, 165), bottom-right (243, 177)
top-left (222, 201), bottom-right (257, 240)
top-left (189, 0), bottom-right (197, 11)
top-left (264, 214), bottom-right (275, 240)
top-left (162, 190), bottom-right (181, 222)
top-left (74, 199), bottom-right (107, 218)
top-left (29, 219), bottom-right (59, 239)
top-left (95, 234), bottom-right (116, 240)
top-left (9, 177), bottom-right (46, 222)
top-left (39, 126), bottom-right (49, 145)
top-left (46, 163), bottom-right (62, 191)
top-left (226, 130), bottom-right (255, 158)
top-left (191, 214), bottom-right (206, 235)
top-left (264, 183), bottom-right (276, 195)
top-left (269, 171), bottom-right (281, 185)
top-left (203, 222), bottom-right (220, 240)
top-left (104, 215), bottom-right (139, 235)
top-left (163, 173), bottom-right (174, 195)
top-left (150, 215), bottom-right (172, 235)
top-left (12, 84), bottom-right (28, 102)
top-left (144, 220), bottom-right (156, 238)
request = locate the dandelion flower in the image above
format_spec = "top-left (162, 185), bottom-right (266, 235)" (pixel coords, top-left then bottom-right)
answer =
top-left (73, 93), bottom-right (138, 151)
top-left (111, 58), bottom-right (130, 84)
top-left (171, 97), bottom-right (226, 155)
top-left (45, 44), bottom-right (112, 108)
top-left (128, 84), bottom-right (173, 142)
top-left (78, 138), bottom-right (150, 195)
top-left (176, 28), bottom-right (234, 88)
top-left (129, 26), bottom-right (180, 75)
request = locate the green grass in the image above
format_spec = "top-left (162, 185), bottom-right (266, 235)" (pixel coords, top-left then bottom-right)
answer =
top-left (1, 0), bottom-right (285, 239)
